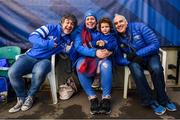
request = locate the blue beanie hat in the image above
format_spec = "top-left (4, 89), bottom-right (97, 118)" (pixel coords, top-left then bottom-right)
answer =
top-left (84, 10), bottom-right (97, 21)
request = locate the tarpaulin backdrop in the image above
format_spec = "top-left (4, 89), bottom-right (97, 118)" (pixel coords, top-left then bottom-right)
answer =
top-left (0, 0), bottom-right (180, 50)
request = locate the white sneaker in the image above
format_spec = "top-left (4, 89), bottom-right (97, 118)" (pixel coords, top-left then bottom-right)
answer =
top-left (9, 98), bottom-right (24, 113)
top-left (59, 84), bottom-right (75, 100)
top-left (21, 96), bottom-right (33, 111)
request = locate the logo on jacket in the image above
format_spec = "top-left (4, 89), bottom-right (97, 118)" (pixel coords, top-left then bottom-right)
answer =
top-left (133, 35), bottom-right (141, 40)
top-left (47, 36), bottom-right (54, 40)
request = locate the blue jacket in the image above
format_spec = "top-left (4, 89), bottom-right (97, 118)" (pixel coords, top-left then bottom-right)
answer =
top-left (26, 24), bottom-right (76, 60)
top-left (74, 26), bottom-right (99, 58)
top-left (115, 22), bottom-right (160, 65)
top-left (92, 32), bottom-right (118, 52)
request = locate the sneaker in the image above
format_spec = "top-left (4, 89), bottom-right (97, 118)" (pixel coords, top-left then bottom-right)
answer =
top-left (90, 98), bottom-right (99, 115)
top-left (59, 84), bottom-right (75, 100)
top-left (99, 98), bottom-right (111, 114)
top-left (165, 101), bottom-right (177, 111)
top-left (92, 76), bottom-right (100, 88)
top-left (150, 102), bottom-right (166, 115)
top-left (9, 98), bottom-right (24, 113)
top-left (21, 96), bottom-right (33, 111)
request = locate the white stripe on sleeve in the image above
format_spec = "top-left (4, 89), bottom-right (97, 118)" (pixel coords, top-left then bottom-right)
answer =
top-left (36, 28), bottom-right (45, 37)
top-left (30, 32), bottom-right (39, 35)
top-left (41, 26), bottom-right (49, 36)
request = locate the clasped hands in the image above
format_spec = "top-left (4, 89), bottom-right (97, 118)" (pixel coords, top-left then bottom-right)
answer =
top-left (96, 49), bottom-right (112, 59)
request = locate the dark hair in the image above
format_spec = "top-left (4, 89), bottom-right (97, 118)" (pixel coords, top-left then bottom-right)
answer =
top-left (98, 17), bottom-right (113, 32)
top-left (61, 14), bottom-right (78, 28)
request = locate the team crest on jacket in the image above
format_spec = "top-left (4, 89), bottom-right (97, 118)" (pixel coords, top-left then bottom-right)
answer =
top-left (47, 36), bottom-right (54, 40)
top-left (133, 35), bottom-right (141, 40)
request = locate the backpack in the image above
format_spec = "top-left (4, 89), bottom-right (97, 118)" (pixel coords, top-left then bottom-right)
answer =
top-left (0, 58), bottom-right (9, 68)
top-left (0, 58), bottom-right (9, 103)
top-left (0, 77), bottom-right (8, 103)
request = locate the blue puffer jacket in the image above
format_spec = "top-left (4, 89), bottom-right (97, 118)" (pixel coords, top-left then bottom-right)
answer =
top-left (115, 22), bottom-right (160, 65)
top-left (74, 26), bottom-right (99, 58)
top-left (27, 24), bottom-right (76, 60)
top-left (91, 32), bottom-right (118, 52)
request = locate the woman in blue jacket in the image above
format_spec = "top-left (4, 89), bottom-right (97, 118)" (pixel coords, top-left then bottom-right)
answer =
top-left (75, 10), bottom-right (112, 115)
top-left (8, 14), bottom-right (77, 113)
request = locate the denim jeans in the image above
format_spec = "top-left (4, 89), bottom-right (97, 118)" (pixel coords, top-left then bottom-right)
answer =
top-left (8, 54), bottom-right (51, 101)
top-left (128, 54), bottom-right (169, 106)
top-left (76, 57), bottom-right (112, 98)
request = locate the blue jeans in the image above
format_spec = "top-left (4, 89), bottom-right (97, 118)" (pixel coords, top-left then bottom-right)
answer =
top-left (128, 54), bottom-right (169, 106)
top-left (76, 57), bottom-right (112, 98)
top-left (8, 54), bottom-right (51, 100)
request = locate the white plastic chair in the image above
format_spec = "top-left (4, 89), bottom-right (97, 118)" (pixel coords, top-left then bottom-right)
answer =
top-left (16, 54), bottom-right (58, 104)
top-left (123, 48), bottom-right (167, 99)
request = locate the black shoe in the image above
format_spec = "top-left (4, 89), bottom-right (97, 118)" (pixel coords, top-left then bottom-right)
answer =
top-left (99, 98), bottom-right (111, 114)
top-left (90, 98), bottom-right (99, 115)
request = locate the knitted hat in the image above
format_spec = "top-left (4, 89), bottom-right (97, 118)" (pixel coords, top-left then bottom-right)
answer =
top-left (84, 10), bottom-right (97, 21)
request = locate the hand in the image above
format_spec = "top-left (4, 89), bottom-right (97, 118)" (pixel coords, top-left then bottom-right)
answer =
top-left (96, 49), bottom-right (108, 59)
top-left (96, 49), bottom-right (112, 59)
top-left (54, 43), bottom-right (58, 48)
top-left (103, 49), bottom-right (112, 57)
top-left (107, 51), bottom-right (113, 56)
top-left (133, 56), bottom-right (144, 65)
top-left (96, 40), bottom-right (105, 47)
top-left (65, 42), bottom-right (73, 53)
top-left (127, 52), bottom-right (136, 61)
top-left (54, 37), bottom-right (58, 48)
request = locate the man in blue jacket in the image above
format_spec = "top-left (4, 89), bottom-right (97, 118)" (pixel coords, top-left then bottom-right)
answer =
top-left (8, 14), bottom-right (77, 113)
top-left (113, 14), bottom-right (176, 115)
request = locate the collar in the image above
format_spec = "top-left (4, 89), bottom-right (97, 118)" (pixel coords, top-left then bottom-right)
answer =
top-left (61, 32), bottom-right (66, 37)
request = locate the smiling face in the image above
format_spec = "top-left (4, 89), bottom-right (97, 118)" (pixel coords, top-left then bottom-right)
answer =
top-left (100, 22), bottom-right (110, 35)
top-left (113, 15), bottom-right (128, 34)
top-left (85, 16), bottom-right (97, 29)
top-left (61, 19), bottom-right (75, 35)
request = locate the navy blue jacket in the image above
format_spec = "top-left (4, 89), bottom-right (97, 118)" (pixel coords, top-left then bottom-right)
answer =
top-left (92, 32), bottom-right (118, 52)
